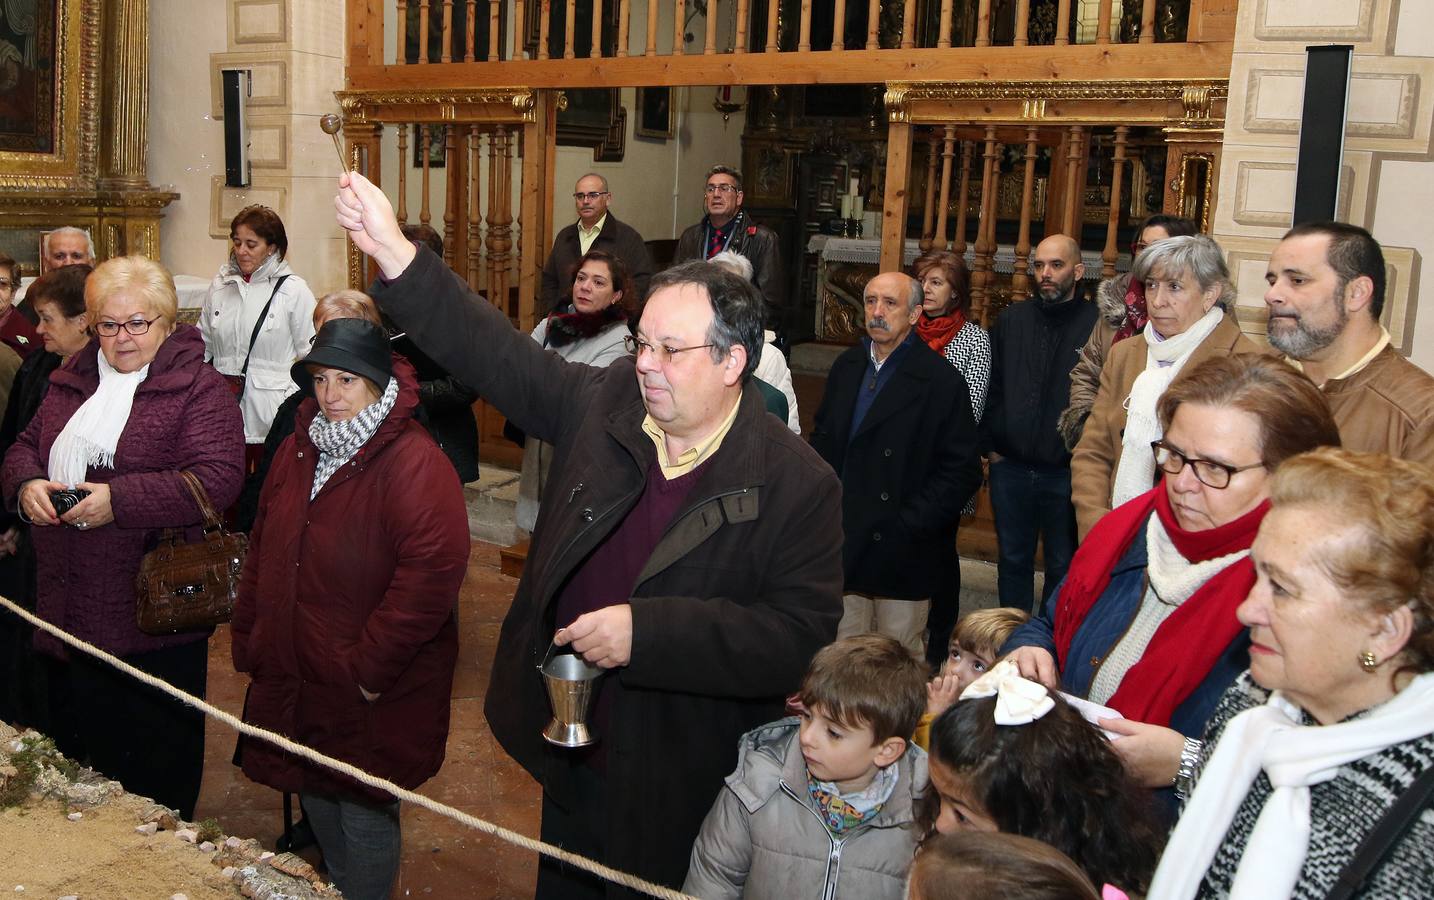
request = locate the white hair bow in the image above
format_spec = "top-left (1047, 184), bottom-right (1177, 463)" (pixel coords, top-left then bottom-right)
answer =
top-left (958, 659), bottom-right (1056, 725)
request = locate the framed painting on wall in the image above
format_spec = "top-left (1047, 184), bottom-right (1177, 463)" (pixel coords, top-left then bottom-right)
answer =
top-left (635, 87), bottom-right (673, 141)
top-left (0, 0), bottom-right (95, 190)
top-left (411, 124), bottom-right (447, 168)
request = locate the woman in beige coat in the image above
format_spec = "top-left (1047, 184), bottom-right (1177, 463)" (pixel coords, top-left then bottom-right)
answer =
top-left (1071, 235), bottom-right (1267, 538)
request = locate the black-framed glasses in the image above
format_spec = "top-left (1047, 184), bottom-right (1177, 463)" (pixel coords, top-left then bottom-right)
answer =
top-left (623, 334), bottom-right (716, 364)
top-left (572, 191), bottom-right (609, 202)
top-left (704, 183), bottom-right (738, 195)
top-left (1151, 440), bottom-right (1264, 490)
top-left (93, 317), bottom-right (162, 337)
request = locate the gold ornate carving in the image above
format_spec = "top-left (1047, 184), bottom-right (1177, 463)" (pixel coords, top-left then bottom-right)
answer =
top-left (884, 79), bottom-right (1228, 127)
top-left (337, 89), bottom-right (540, 124)
top-left (885, 86), bottom-right (910, 123)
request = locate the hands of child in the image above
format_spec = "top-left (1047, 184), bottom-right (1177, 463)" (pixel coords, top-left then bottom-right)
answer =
top-left (926, 672), bottom-right (964, 719)
top-left (1007, 645), bottom-right (1059, 689)
top-left (1099, 717), bottom-right (1186, 788)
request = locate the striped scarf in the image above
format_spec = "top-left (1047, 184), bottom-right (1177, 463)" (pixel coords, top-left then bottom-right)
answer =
top-left (307, 376), bottom-right (398, 499)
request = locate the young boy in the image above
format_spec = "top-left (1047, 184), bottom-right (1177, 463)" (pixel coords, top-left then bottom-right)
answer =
top-left (683, 635), bottom-right (928, 900)
top-left (913, 607), bottom-right (1030, 750)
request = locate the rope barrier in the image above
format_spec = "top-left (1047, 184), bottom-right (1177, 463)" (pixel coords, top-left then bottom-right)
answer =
top-left (0, 595), bottom-right (697, 900)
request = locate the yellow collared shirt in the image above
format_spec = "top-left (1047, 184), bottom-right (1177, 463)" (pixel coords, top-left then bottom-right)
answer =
top-left (577, 214), bottom-right (608, 255)
top-left (641, 394), bottom-right (743, 480)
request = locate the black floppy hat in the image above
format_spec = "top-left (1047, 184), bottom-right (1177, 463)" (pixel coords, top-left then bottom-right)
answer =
top-left (291, 318), bottom-right (394, 395)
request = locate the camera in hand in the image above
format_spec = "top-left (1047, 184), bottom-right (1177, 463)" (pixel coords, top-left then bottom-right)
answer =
top-left (50, 489), bottom-right (91, 517)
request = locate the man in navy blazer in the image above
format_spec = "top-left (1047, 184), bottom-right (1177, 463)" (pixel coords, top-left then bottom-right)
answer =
top-left (809, 272), bottom-right (983, 657)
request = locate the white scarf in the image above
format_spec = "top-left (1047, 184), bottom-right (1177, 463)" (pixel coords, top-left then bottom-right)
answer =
top-left (1111, 307), bottom-right (1224, 509)
top-left (48, 352), bottom-right (150, 488)
top-left (1147, 672), bottom-right (1434, 900)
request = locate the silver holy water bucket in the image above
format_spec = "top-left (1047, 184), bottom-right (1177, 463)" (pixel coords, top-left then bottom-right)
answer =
top-left (538, 651), bottom-right (604, 747)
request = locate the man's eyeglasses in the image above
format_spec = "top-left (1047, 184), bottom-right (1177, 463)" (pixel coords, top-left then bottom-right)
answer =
top-left (94, 317), bottom-right (162, 337)
top-left (624, 334), bottom-right (716, 364)
top-left (1151, 440), bottom-right (1264, 490)
top-left (0, 279), bottom-right (13, 290)
top-left (573, 191), bottom-right (609, 202)
top-left (704, 183), bottom-right (738, 195)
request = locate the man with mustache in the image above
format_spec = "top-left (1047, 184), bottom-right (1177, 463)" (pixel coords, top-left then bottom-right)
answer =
top-left (539, 172), bottom-right (653, 312)
top-left (674, 165), bottom-right (786, 332)
top-left (810, 272), bottom-right (982, 656)
top-left (335, 170), bottom-right (842, 899)
top-left (1264, 221), bottom-right (1434, 465)
top-left (982, 234), bottom-right (1098, 611)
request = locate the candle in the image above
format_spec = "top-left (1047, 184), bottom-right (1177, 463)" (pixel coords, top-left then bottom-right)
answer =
top-left (841, 195), bottom-right (853, 219)
top-left (850, 177), bottom-right (860, 196)
top-left (852, 196), bottom-right (864, 218)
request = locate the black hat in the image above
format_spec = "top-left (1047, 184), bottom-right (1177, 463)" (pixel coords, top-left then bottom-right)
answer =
top-left (291, 318), bottom-right (394, 395)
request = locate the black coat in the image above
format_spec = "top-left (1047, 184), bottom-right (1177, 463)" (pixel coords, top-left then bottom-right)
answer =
top-left (371, 247), bottom-right (843, 894)
top-left (809, 338), bottom-right (982, 599)
top-left (540, 212), bottom-right (654, 312)
top-left (675, 213), bottom-right (786, 317)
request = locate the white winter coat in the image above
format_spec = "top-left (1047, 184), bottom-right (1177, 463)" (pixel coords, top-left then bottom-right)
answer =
top-left (199, 253), bottom-right (317, 443)
top-left (753, 330), bottom-right (800, 435)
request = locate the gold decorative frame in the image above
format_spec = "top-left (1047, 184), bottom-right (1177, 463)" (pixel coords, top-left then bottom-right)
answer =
top-left (885, 79), bottom-right (1229, 127)
top-left (0, 0), bottom-right (98, 190)
top-left (336, 88), bottom-right (540, 125)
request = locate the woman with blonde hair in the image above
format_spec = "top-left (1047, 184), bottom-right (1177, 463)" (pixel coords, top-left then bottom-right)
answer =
top-left (1, 255), bottom-right (245, 818)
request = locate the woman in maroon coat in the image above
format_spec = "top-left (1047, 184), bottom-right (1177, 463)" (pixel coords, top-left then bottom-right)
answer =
top-left (231, 318), bottom-right (469, 900)
top-left (1, 256), bottom-right (245, 819)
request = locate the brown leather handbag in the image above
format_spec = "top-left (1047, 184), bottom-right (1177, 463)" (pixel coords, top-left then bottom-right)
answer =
top-left (135, 470), bottom-right (249, 635)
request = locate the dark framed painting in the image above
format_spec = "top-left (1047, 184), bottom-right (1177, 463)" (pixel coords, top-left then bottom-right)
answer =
top-left (558, 89), bottom-right (625, 163)
top-left (411, 124), bottom-right (447, 168)
top-left (635, 87), bottom-right (673, 141)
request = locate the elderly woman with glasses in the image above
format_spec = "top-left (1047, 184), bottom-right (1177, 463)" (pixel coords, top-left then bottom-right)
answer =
top-left (1, 256), bottom-right (245, 819)
top-left (1003, 355), bottom-right (1340, 802)
top-left (1070, 234), bottom-right (1268, 539)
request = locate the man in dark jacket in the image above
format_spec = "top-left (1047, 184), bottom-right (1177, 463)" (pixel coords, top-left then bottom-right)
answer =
top-left (337, 171), bottom-right (843, 899)
top-left (674, 165), bottom-right (786, 328)
top-left (810, 272), bottom-right (982, 657)
top-left (540, 173), bottom-right (653, 312)
top-left (984, 234), bottom-right (1099, 612)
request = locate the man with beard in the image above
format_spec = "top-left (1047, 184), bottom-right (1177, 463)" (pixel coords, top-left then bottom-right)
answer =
top-left (674, 166), bottom-right (785, 330)
top-left (982, 234), bottom-right (1098, 611)
top-left (540, 173), bottom-right (653, 312)
top-left (1265, 222), bottom-right (1434, 466)
top-left (810, 272), bottom-right (982, 656)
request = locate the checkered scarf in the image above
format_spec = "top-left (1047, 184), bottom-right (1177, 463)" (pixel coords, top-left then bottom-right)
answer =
top-left (307, 376), bottom-right (398, 499)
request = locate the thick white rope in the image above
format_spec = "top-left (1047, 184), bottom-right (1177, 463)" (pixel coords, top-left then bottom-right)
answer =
top-left (0, 595), bottom-right (696, 900)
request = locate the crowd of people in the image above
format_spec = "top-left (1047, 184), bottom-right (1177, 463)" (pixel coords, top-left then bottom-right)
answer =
top-left (0, 165), bottom-right (1429, 900)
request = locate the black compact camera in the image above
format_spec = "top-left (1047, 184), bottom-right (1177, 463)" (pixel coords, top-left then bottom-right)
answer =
top-left (50, 489), bottom-right (91, 517)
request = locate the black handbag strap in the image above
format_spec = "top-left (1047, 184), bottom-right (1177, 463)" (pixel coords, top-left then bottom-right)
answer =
top-left (1326, 762), bottom-right (1434, 900)
top-left (238, 274), bottom-right (290, 380)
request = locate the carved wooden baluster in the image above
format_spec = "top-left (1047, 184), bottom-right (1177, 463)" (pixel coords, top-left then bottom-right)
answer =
top-left (538, 0), bottom-right (551, 59)
top-left (937, 0), bottom-right (953, 48)
top-left (465, 0), bottom-right (476, 60)
top-left (982, 160), bottom-right (1002, 321)
top-left (591, 0), bottom-right (603, 57)
top-left (831, 0), bottom-right (845, 50)
top-left (953, 140), bottom-right (974, 255)
top-left (487, 128), bottom-right (513, 312)
top-left (970, 126), bottom-right (998, 326)
top-left (441, 0), bottom-right (453, 61)
top-left (1101, 126), bottom-right (1129, 278)
top-left (396, 126), bottom-right (410, 226)
top-left (468, 126), bottom-right (483, 290)
top-left (617, 0), bottom-right (631, 56)
top-left (1095, 0), bottom-right (1112, 44)
top-left (919, 130), bottom-right (941, 252)
top-left (799, 0), bottom-right (812, 52)
top-left (673, 0), bottom-right (686, 55)
top-left (1140, 0), bottom-right (1156, 43)
top-left (418, 0), bottom-right (430, 62)
top-left (900, 0), bottom-right (915, 48)
top-left (934, 126), bottom-right (957, 251)
top-left (736, 0), bottom-right (750, 52)
top-left (975, 0), bottom-right (991, 47)
top-left (420, 127), bottom-right (433, 225)
top-left (1055, 0), bottom-right (1069, 45)
top-left (708, 0), bottom-right (720, 53)
top-left (443, 127), bottom-right (460, 265)
top-left (398, 0), bottom-right (410, 61)
top-left (766, 0), bottom-right (780, 51)
top-left (1011, 125), bottom-right (1039, 303)
top-left (865, 0), bottom-right (880, 49)
top-left (565, 0), bottom-right (578, 58)
top-left (646, 0), bottom-right (659, 54)
top-left (1061, 125), bottom-right (1084, 236)
top-left (1013, 0), bottom-right (1029, 45)
top-left (514, 1), bottom-right (526, 56)
top-left (489, 0), bottom-right (501, 59)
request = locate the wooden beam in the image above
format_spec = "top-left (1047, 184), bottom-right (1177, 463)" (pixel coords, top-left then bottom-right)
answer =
top-left (881, 119), bottom-right (914, 273)
top-left (345, 42), bottom-right (1233, 89)
top-left (346, 0), bottom-right (385, 67)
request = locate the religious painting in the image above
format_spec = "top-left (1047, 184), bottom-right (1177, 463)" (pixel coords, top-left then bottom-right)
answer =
top-left (411, 124), bottom-right (447, 169)
top-left (0, 0), bottom-right (93, 190)
top-left (634, 87), bottom-right (673, 141)
top-left (0, 0), bottom-right (54, 153)
top-left (558, 88), bottom-right (625, 162)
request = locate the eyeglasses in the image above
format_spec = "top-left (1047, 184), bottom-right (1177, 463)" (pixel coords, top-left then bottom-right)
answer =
top-left (624, 334), bottom-right (716, 364)
top-left (94, 317), bottom-right (162, 337)
top-left (0, 279), bottom-right (12, 290)
top-left (1151, 440), bottom-right (1264, 490)
top-left (704, 183), bottom-right (738, 195)
top-left (572, 191), bottom-right (609, 202)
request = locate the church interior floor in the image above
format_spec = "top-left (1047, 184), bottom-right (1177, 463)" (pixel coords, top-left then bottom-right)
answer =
top-left (194, 540), bottom-right (541, 899)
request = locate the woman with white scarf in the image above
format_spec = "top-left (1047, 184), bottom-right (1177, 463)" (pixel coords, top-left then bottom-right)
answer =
top-left (1, 256), bottom-right (246, 819)
top-left (1148, 448), bottom-right (1434, 900)
top-left (1071, 235), bottom-right (1267, 539)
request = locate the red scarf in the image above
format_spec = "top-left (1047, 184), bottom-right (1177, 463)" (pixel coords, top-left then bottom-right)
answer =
top-left (1112, 278), bottom-right (1147, 344)
top-left (916, 309), bottom-right (965, 353)
top-left (1053, 484), bottom-right (1269, 726)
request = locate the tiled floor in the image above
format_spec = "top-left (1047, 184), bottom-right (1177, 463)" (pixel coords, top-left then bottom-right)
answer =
top-left (194, 540), bottom-right (541, 900)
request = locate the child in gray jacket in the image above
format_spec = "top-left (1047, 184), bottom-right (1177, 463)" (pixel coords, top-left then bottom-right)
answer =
top-left (683, 635), bottom-right (929, 900)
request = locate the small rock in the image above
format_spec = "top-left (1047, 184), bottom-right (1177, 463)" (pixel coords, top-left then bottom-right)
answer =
top-left (66, 811), bottom-right (82, 821)
top-left (58, 896), bottom-right (77, 900)
top-left (171, 894), bottom-right (189, 900)
top-left (258, 851), bottom-right (274, 861)
top-left (199, 841), bottom-right (216, 852)
top-left (135, 821), bottom-right (159, 836)
top-left (174, 827), bottom-right (199, 843)
top-left (225, 836), bottom-right (242, 849)
top-left (12, 886), bottom-right (23, 893)
top-left (221, 866), bottom-right (237, 878)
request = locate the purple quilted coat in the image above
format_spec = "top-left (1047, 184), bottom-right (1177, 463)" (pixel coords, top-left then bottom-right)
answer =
top-left (1, 325), bottom-right (245, 658)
